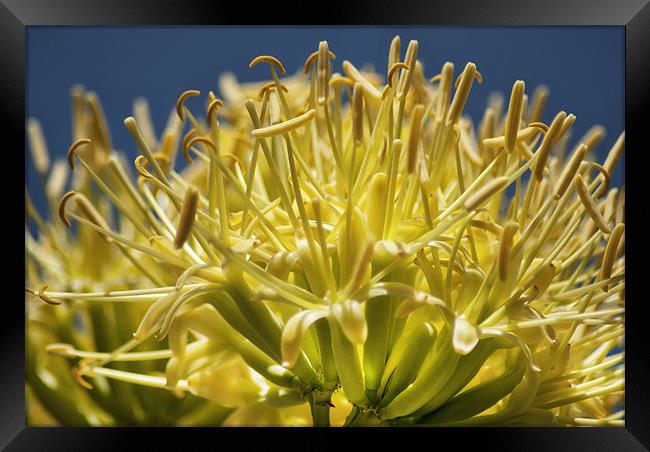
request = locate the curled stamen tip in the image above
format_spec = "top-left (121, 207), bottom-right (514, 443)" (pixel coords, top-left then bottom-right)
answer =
top-left (185, 136), bottom-right (217, 164)
top-left (66, 138), bottom-right (92, 170)
top-left (175, 90), bottom-right (201, 121)
top-left (528, 121), bottom-right (549, 133)
top-left (249, 55), bottom-right (286, 74)
top-left (58, 191), bottom-right (77, 228)
top-left (387, 62), bottom-right (410, 88)
top-left (455, 68), bottom-right (483, 88)
top-left (73, 365), bottom-right (94, 390)
top-left (180, 143), bottom-right (194, 164)
top-left (189, 136), bottom-right (217, 152)
top-left (38, 284), bottom-right (61, 305)
top-left (591, 162), bottom-right (611, 197)
top-left (257, 82), bottom-right (289, 102)
top-left (207, 98), bottom-right (224, 123)
top-left (304, 48), bottom-right (336, 74)
top-left (134, 155), bottom-right (154, 178)
top-left (182, 128), bottom-right (199, 149)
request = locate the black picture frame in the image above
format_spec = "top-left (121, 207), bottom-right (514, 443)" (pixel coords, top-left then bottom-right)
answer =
top-left (4, 0), bottom-right (648, 450)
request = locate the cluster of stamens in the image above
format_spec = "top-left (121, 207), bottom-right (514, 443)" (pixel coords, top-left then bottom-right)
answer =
top-left (26, 36), bottom-right (624, 427)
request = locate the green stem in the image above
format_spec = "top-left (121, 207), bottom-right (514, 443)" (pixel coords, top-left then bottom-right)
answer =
top-left (309, 391), bottom-right (332, 427)
top-left (315, 320), bottom-right (339, 392)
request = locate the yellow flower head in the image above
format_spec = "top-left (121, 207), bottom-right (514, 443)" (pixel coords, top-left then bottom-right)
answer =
top-left (26, 36), bottom-right (624, 427)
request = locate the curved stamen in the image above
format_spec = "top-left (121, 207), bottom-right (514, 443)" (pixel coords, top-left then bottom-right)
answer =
top-left (73, 361), bottom-right (95, 389)
top-left (249, 55), bottom-right (286, 74)
top-left (134, 155), bottom-right (154, 179)
top-left (454, 69), bottom-right (483, 87)
top-left (66, 138), bottom-right (92, 170)
top-left (38, 284), bottom-right (61, 305)
top-left (591, 162), bottom-right (611, 198)
top-left (304, 48), bottom-right (335, 75)
top-left (527, 121), bottom-right (549, 133)
top-left (387, 62), bottom-right (410, 88)
top-left (206, 98), bottom-right (224, 124)
top-left (57, 190), bottom-right (76, 227)
top-left (175, 89), bottom-right (201, 121)
top-left (184, 136), bottom-right (218, 164)
top-left (257, 82), bottom-right (289, 102)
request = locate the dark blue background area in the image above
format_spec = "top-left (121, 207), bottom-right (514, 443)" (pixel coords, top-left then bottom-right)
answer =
top-left (26, 26), bottom-right (624, 216)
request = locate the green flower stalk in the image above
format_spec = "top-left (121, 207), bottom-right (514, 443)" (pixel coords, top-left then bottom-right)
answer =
top-left (26, 35), bottom-right (625, 427)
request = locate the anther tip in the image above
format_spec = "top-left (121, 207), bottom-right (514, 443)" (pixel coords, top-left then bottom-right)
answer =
top-left (38, 284), bottom-right (61, 305)
top-left (58, 190), bottom-right (76, 228)
top-left (66, 138), bottom-right (92, 171)
top-left (73, 366), bottom-right (94, 390)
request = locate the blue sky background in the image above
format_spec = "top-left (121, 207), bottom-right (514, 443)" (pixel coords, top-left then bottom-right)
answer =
top-left (26, 26), bottom-right (624, 215)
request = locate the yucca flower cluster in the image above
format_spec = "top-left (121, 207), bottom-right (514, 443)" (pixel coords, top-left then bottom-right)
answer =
top-left (25, 36), bottom-right (624, 426)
